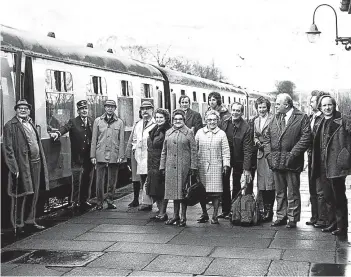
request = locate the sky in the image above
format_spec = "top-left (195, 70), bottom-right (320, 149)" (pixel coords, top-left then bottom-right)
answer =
top-left (1, 0), bottom-right (351, 93)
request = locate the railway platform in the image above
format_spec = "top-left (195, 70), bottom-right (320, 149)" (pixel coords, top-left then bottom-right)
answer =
top-left (1, 171), bottom-right (351, 276)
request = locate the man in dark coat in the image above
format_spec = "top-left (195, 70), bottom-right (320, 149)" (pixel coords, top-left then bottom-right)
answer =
top-left (179, 95), bottom-right (203, 135)
top-left (217, 102), bottom-right (253, 220)
top-left (50, 100), bottom-right (93, 211)
top-left (3, 99), bottom-right (49, 233)
top-left (264, 93), bottom-right (311, 228)
top-left (311, 95), bottom-right (351, 236)
top-left (306, 90), bottom-right (329, 228)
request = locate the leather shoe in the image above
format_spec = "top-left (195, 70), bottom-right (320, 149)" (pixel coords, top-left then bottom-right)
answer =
top-left (197, 214), bottom-right (209, 223)
top-left (306, 220), bottom-right (317, 226)
top-left (286, 221), bottom-right (297, 228)
top-left (332, 228), bottom-right (347, 236)
top-left (25, 223), bottom-right (45, 231)
top-left (313, 222), bottom-right (327, 228)
top-left (138, 205), bottom-right (152, 211)
top-left (271, 218), bottom-right (287, 227)
top-left (321, 223), bottom-right (337, 233)
top-left (217, 213), bottom-right (229, 219)
top-left (128, 199), bottom-right (139, 207)
top-left (155, 214), bottom-right (168, 222)
top-left (79, 202), bottom-right (92, 211)
top-left (211, 218), bottom-right (219, 224)
top-left (107, 203), bottom-right (117, 210)
top-left (96, 204), bottom-right (103, 210)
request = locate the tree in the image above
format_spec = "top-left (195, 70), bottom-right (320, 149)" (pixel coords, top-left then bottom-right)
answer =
top-left (274, 80), bottom-right (297, 100)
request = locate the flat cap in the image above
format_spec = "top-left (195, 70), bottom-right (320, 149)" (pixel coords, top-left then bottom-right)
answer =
top-left (77, 100), bottom-right (88, 109)
top-left (104, 99), bottom-right (117, 107)
top-left (14, 99), bottom-right (32, 110)
top-left (140, 100), bottom-right (154, 109)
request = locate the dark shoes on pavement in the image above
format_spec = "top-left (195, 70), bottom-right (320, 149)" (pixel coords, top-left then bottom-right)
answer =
top-left (107, 203), bottom-right (117, 209)
top-left (165, 217), bottom-right (180, 225)
top-left (96, 204), bottom-right (103, 210)
top-left (138, 205), bottom-right (152, 211)
top-left (197, 214), bottom-right (209, 223)
top-left (154, 214), bottom-right (168, 222)
top-left (286, 221), bottom-right (297, 228)
top-left (271, 218), bottom-right (287, 227)
top-left (25, 223), bottom-right (45, 232)
top-left (211, 217), bottom-right (219, 224)
top-left (332, 228), bottom-right (348, 236)
top-left (321, 223), bottom-right (337, 233)
top-left (128, 199), bottom-right (139, 207)
top-left (313, 221), bottom-right (327, 228)
top-left (217, 213), bottom-right (230, 220)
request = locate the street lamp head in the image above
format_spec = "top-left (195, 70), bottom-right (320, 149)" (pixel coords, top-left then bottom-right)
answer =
top-left (306, 23), bottom-right (321, 43)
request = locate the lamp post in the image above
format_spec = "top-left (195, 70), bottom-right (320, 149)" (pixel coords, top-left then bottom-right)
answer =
top-left (306, 4), bottom-right (351, 51)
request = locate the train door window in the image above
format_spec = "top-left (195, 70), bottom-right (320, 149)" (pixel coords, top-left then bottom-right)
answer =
top-left (222, 96), bottom-right (225, 104)
top-left (203, 93), bottom-right (206, 103)
top-left (45, 69), bottom-right (74, 132)
top-left (228, 96), bottom-right (231, 104)
top-left (141, 83), bottom-right (153, 98)
top-left (193, 91), bottom-right (197, 102)
top-left (233, 97), bottom-right (236, 102)
top-left (181, 89), bottom-right (185, 96)
top-left (121, 80), bottom-right (133, 97)
top-left (86, 75), bottom-right (108, 120)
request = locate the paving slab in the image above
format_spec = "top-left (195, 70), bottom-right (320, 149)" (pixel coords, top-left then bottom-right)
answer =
top-left (81, 211), bottom-right (152, 220)
top-left (309, 263), bottom-right (351, 276)
top-left (267, 260), bottom-right (310, 276)
top-left (336, 247), bottom-right (351, 264)
top-left (269, 238), bottom-right (336, 250)
top-left (67, 217), bottom-right (148, 225)
top-left (129, 270), bottom-right (193, 276)
top-left (210, 246), bottom-right (282, 260)
top-left (143, 254), bottom-right (213, 275)
top-left (205, 258), bottom-right (270, 276)
top-left (1, 250), bottom-right (33, 263)
top-left (11, 250), bottom-right (103, 267)
top-left (86, 252), bottom-right (156, 270)
top-left (168, 233), bottom-right (271, 248)
top-left (106, 241), bottom-right (213, 256)
top-left (275, 229), bottom-right (336, 241)
top-left (90, 224), bottom-right (182, 235)
top-left (63, 267), bottom-right (131, 276)
top-left (282, 249), bottom-right (335, 263)
top-left (5, 238), bottom-right (114, 252)
top-left (29, 223), bottom-right (98, 240)
top-left (182, 226), bottom-right (276, 238)
top-left (1, 264), bottom-right (71, 276)
top-left (75, 232), bottom-right (176, 243)
top-left (1, 264), bottom-right (20, 274)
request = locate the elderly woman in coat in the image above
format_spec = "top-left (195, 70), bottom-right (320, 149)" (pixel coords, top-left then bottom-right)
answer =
top-left (146, 108), bottom-right (172, 221)
top-left (160, 109), bottom-right (197, 227)
top-left (195, 110), bottom-right (230, 224)
top-left (254, 97), bottom-right (275, 222)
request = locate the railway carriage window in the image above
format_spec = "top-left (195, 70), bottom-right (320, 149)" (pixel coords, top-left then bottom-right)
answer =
top-left (141, 83), bottom-right (153, 98)
top-left (193, 91), bottom-right (197, 102)
top-left (228, 96), bottom-right (231, 104)
top-left (203, 93), bottom-right (206, 103)
top-left (234, 97), bottom-right (236, 102)
top-left (181, 90), bottom-right (185, 96)
top-left (222, 96), bottom-right (225, 104)
top-left (45, 70), bottom-right (74, 132)
top-left (121, 80), bottom-right (133, 97)
top-left (86, 75), bottom-right (108, 119)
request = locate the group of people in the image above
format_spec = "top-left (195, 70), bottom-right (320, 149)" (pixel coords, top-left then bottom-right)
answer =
top-left (3, 90), bottom-right (350, 236)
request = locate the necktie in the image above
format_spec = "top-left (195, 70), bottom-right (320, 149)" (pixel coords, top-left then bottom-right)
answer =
top-left (280, 114), bottom-right (286, 130)
top-left (143, 120), bottom-right (148, 129)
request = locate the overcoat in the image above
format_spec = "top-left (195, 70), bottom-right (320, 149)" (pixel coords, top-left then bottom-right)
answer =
top-left (160, 125), bottom-right (197, 200)
top-left (125, 121), bottom-right (141, 182)
top-left (3, 116), bottom-right (49, 197)
top-left (132, 118), bottom-right (156, 175)
top-left (195, 126), bottom-right (230, 192)
top-left (185, 108), bottom-right (203, 135)
top-left (58, 116), bottom-right (93, 165)
top-left (90, 113), bottom-right (125, 163)
top-left (264, 108), bottom-right (311, 172)
top-left (145, 122), bottom-right (172, 198)
top-left (311, 111), bottom-right (351, 179)
top-left (254, 114), bottom-right (274, 190)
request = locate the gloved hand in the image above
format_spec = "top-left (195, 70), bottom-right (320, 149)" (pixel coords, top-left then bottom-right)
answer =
top-left (160, 169), bottom-right (165, 176)
top-left (190, 169), bottom-right (198, 177)
top-left (222, 166), bottom-right (230, 176)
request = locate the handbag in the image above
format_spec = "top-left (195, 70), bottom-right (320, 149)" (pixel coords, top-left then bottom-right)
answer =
top-left (184, 174), bottom-right (206, 206)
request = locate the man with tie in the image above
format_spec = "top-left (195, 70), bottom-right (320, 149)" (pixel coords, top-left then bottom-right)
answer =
top-left (306, 91), bottom-right (329, 228)
top-left (50, 100), bottom-right (94, 212)
top-left (3, 99), bottom-right (49, 234)
top-left (130, 101), bottom-right (156, 211)
top-left (264, 93), bottom-right (311, 228)
top-left (215, 102), bottom-right (253, 220)
top-left (179, 95), bottom-right (203, 135)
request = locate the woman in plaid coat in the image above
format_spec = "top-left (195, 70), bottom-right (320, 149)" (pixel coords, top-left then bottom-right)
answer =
top-left (195, 110), bottom-right (231, 224)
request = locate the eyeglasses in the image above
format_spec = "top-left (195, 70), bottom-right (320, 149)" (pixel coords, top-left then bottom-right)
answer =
top-left (173, 118), bottom-right (184, 121)
top-left (207, 119), bottom-right (218, 122)
top-left (17, 107), bottom-right (29, 111)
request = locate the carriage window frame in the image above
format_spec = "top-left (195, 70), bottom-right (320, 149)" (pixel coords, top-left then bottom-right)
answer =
top-left (45, 69), bottom-right (74, 133)
top-left (193, 91), bottom-right (197, 102)
top-left (121, 80), bottom-right (133, 97)
top-left (181, 89), bottom-right (185, 96)
top-left (141, 83), bottom-right (153, 98)
top-left (86, 75), bottom-right (108, 120)
top-left (203, 93), bottom-right (206, 103)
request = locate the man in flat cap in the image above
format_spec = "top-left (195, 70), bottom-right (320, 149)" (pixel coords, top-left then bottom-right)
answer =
top-left (3, 99), bottom-right (49, 234)
top-left (90, 99), bottom-right (125, 210)
top-left (126, 100), bottom-right (156, 211)
top-left (50, 100), bottom-right (94, 211)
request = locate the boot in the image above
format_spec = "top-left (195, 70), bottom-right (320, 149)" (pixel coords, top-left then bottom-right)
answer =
top-left (128, 182), bottom-right (140, 207)
top-left (262, 204), bottom-right (273, 222)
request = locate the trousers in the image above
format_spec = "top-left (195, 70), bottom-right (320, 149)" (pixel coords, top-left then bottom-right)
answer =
top-left (96, 162), bottom-right (119, 205)
top-left (71, 160), bottom-right (93, 204)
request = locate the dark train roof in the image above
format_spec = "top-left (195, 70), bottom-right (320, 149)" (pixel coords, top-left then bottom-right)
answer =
top-left (156, 66), bottom-right (246, 95)
top-left (0, 25), bottom-right (164, 80)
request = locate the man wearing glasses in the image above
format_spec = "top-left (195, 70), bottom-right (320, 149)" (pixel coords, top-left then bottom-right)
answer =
top-left (90, 100), bottom-right (125, 210)
top-left (3, 99), bottom-right (49, 234)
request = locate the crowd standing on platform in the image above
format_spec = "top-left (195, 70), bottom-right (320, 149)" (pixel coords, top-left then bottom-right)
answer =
top-left (3, 91), bottom-right (351, 237)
